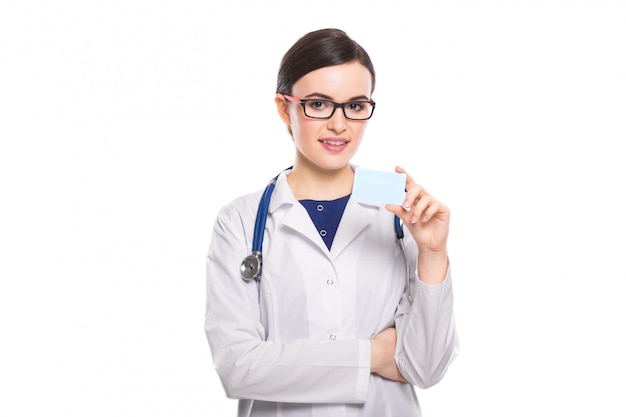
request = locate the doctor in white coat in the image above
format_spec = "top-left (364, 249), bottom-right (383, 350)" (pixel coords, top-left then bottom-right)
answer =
top-left (205, 28), bottom-right (459, 417)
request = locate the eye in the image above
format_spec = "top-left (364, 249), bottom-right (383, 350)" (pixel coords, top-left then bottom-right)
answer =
top-left (307, 100), bottom-right (329, 111)
top-left (347, 102), bottom-right (364, 112)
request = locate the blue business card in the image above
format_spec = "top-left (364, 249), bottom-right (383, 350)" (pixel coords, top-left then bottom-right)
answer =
top-left (352, 167), bottom-right (406, 205)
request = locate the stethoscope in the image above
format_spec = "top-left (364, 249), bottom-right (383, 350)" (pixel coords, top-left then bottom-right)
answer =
top-left (240, 168), bottom-right (414, 304)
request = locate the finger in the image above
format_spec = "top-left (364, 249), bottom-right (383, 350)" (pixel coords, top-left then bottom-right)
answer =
top-left (403, 184), bottom-right (428, 211)
top-left (421, 200), bottom-right (441, 222)
top-left (411, 194), bottom-right (432, 224)
top-left (385, 204), bottom-right (413, 224)
top-left (395, 165), bottom-right (417, 191)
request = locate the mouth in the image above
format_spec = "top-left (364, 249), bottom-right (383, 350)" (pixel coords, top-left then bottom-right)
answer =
top-left (320, 138), bottom-right (349, 146)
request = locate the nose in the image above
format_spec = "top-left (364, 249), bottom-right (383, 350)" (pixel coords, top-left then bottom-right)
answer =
top-left (327, 106), bottom-right (347, 133)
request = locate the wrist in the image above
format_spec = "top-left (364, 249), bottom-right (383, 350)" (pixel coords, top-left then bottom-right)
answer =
top-left (417, 244), bottom-right (447, 256)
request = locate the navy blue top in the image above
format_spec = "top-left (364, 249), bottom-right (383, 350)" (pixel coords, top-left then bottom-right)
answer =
top-left (299, 195), bottom-right (351, 250)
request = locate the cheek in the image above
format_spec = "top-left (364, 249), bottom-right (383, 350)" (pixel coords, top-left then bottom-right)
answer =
top-left (352, 123), bottom-right (368, 142)
top-left (290, 112), bottom-right (315, 138)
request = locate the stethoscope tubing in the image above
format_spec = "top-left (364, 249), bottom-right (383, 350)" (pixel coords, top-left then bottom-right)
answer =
top-left (252, 177), bottom-right (277, 252)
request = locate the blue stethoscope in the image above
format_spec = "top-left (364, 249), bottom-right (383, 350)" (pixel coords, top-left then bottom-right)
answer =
top-left (240, 168), bottom-right (414, 303)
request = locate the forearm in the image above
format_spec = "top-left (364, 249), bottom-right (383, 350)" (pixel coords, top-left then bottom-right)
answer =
top-left (394, 267), bottom-right (459, 388)
top-left (207, 313), bottom-right (371, 403)
top-left (417, 248), bottom-right (448, 285)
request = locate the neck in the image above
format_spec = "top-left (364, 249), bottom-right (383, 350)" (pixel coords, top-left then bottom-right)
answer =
top-left (287, 162), bottom-right (354, 200)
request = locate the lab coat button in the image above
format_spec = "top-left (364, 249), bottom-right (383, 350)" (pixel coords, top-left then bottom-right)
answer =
top-left (329, 334), bottom-right (336, 341)
top-left (327, 279), bottom-right (334, 286)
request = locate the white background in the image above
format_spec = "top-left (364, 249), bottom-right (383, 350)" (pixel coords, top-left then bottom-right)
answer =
top-left (1, 0), bottom-right (625, 416)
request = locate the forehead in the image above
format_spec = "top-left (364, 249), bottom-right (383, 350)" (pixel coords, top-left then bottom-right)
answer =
top-left (292, 62), bottom-right (373, 99)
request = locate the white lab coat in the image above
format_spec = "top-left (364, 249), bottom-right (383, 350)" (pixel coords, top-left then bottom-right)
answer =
top-left (205, 169), bottom-right (459, 417)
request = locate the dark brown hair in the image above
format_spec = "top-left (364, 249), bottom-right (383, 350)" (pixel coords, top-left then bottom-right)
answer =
top-left (276, 28), bottom-right (376, 95)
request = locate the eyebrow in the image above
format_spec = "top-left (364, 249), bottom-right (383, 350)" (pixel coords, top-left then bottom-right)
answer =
top-left (302, 92), bottom-right (371, 102)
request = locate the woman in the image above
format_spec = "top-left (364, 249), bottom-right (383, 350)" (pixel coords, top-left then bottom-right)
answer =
top-left (205, 28), bottom-right (459, 416)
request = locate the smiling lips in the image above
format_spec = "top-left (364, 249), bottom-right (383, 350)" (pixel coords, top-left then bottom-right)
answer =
top-left (320, 138), bottom-right (349, 150)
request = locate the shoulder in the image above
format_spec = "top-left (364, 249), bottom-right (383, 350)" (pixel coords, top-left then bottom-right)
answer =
top-left (215, 189), bottom-right (264, 227)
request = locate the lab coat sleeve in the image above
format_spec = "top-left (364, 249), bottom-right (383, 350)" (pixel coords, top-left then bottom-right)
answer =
top-left (394, 263), bottom-right (459, 388)
top-left (205, 204), bottom-right (371, 403)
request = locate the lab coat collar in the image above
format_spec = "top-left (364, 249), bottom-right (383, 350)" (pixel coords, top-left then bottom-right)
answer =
top-left (267, 169), bottom-right (296, 214)
top-left (268, 168), bottom-right (380, 259)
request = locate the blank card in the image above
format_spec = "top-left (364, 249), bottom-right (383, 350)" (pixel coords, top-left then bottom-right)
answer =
top-left (352, 167), bottom-right (406, 206)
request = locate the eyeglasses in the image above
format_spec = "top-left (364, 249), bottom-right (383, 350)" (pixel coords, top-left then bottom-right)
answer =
top-left (283, 94), bottom-right (376, 120)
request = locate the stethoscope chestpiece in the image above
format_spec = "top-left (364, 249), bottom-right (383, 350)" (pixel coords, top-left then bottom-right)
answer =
top-left (240, 251), bottom-right (262, 281)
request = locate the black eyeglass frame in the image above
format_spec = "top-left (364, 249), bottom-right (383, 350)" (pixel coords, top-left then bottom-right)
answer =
top-left (282, 94), bottom-right (376, 120)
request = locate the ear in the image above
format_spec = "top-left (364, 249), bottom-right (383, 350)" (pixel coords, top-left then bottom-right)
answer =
top-left (275, 93), bottom-right (291, 126)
